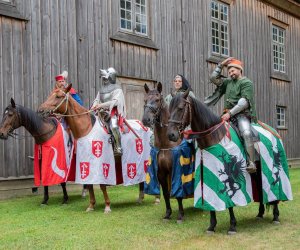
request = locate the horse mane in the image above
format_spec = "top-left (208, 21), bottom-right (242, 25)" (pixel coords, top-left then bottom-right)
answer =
top-left (169, 93), bottom-right (221, 130)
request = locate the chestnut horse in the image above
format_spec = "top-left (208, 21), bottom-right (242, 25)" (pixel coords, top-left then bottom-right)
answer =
top-left (167, 89), bottom-right (288, 234)
top-left (142, 82), bottom-right (188, 222)
top-left (38, 84), bottom-right (146, 213)
top-left (0, 98), bottom-right (69, 205)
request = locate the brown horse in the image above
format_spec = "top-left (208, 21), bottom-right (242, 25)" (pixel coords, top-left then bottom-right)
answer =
top-left (0, 98), bottom-right (69, 205)
top-left (38, 84), bottom-right (146, 213)
top-left (142, 82), bottom-right (188, 223)
top-left (167, 89), bottom-right (284, 234)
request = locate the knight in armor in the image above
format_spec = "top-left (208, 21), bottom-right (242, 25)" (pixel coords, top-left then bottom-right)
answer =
top-left (92, 67), bottom-right (126, 155)
top-left (205, 58), bottom-right (257, 173)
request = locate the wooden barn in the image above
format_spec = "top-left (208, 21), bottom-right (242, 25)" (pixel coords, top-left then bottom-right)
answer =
top-left (0, 0), bottom-right (300, 191)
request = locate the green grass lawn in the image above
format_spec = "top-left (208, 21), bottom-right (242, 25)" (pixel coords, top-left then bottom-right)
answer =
top-left (0, 168), bottom-right (299, 250)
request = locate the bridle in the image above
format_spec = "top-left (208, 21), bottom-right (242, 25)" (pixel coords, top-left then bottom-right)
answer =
top-left (168, 97), bottom-right (192, 134)
top-left (144, 94), bottom-right (167, 127)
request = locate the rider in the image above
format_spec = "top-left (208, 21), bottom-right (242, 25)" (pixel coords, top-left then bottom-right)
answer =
top-left (205, 57), bottom-right (257, 173)
top-left (55, 71), bottom-right (83, 105)
top-left (165, 74), bottom-right (195, 105)
top-left (91, 67), bottom-right (125, 155)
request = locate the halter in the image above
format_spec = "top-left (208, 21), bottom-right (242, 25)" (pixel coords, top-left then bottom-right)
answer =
top-left (168, 97), bottom-right (192, 134)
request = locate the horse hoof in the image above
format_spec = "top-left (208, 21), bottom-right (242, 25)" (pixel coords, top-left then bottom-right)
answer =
top-left (86, 207), bottom-right (94, 212)
top-left (272, 220), bottom-right (280, 225)
top-left (227, 230), bottom-right (237, 235)
top-left (104, 208), bottom-right (111, 214)
top-left (256, 216), bottom-right (263, 220)
top-left (40, 203), bottom-right (48, 206)
top-left (154, 198), bottom-right (160, 205)
top-left (136, 199), bottom-right (143, 204)
top-left (206, 230), bottom-right (215, 235)
top-left (163, 218), bottom-right (171, 222)
top-left (177, 219), bottom-right (183, 224)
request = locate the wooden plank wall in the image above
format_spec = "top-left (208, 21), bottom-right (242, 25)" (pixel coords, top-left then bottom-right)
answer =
top-left (0, 0), bottom-right (299, 178)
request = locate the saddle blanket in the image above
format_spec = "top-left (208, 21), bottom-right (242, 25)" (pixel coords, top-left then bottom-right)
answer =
top-left (34, 122), bottom-right (75, 186)
top-left (144, 140), bottom-right (195, 198)
top-left (194, 122), bottom-right (292, 212)
top-left (75, 118), bottom-right (152, 185)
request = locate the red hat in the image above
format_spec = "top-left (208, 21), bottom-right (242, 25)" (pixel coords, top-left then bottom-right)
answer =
top-left (55, 71), bottom-right (68, 81)
top-left (228, 59), bottom-right (243, 71)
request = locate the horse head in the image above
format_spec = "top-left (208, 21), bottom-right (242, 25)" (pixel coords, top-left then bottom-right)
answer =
top-left (142, 82), bottom-right (163, 127)
top-left (167, 88), bottom-right (191, 142)
top-left (38, 84), bottom-right (72, 117)
top-left (0, 98), bottom-right (20, 139)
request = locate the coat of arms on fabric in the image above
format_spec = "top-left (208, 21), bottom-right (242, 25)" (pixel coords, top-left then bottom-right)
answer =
top-left (34, 123), bottom-right (70, 186)
top-left (75, 118), bottom-right (152, 186)
top-left (194, 123), bottom-right (292, 212)
top-left (144, 140), bottom-right (195, 198)
top-left (80, 162), bottom-right (90, 179)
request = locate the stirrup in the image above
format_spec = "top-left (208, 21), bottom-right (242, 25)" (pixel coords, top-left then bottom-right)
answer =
top-left (246, 161), bottom-right (257, 174)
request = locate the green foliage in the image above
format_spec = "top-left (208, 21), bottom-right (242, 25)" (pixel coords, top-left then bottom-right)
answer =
top-left (0, 169), bottom-right (299, 250)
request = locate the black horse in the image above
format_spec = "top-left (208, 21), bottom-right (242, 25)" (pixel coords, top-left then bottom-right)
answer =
top-left (167, 89), bottom-right (281, 234)
top-left (0, 98), bottom-right (69, 205)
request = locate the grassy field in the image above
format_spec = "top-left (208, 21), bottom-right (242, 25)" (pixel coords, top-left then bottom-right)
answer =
top-left (0, 168), bottom-right (299, 250)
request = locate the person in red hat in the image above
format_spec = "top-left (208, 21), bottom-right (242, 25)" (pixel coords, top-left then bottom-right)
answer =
top-left (205, 57), bottom-right (257, 174)
top-left (55, 71), bottom-right (83, 106)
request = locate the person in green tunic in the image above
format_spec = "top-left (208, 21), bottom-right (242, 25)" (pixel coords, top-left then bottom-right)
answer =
top-left (205, 58), bottom-right (257, 173)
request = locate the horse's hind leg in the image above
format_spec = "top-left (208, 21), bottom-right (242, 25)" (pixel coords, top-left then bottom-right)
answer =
top-left (60, 182), bottom-right (68, 204)
top-left (228, 207), bottom-right (237, 235)
top-left (137, 182), bottom-right (145, 204)
top-left (100, 185), bottom-right (111, 213)
top-left (272, 201), bottom-right (280, 224)
top-left (256, 202), bottom-right (265, 219)
top-left (41, 186), bottom-right (49, 205)
top-left (176, 197), bottom-right (184, 223)
top-left (86, 185), bottom-right (96, 212)
top-left (207, 211), bottom-right (217, 233)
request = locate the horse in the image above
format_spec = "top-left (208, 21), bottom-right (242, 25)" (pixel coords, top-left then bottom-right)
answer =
top-left (142, 82), bottom-right (190, 223)
top-left (0, 98), bottom-right (69, 205)
top-left (37, 84), bottom-right (148, 213)
top-left (167, 89), bottom-right (292, 234)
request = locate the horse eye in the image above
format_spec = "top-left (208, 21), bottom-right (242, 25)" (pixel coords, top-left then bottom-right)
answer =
top-left (55, 95), bottom-right (61, 99)
top-left (155, 99), bottom-right (159, 102)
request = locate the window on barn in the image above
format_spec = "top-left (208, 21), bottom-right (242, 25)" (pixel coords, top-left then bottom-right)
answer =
top-left (272, 25), bottom-right (286, 73)
top-left (120, 0), bottom-right (148, 36)
top-left (210, 0), bottom-right (230, 57)
top-left (276, 106), bottom-right (286, 129)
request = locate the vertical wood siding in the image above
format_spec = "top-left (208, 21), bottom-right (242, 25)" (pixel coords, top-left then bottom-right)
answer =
top-left (0, 0), bottom-right (299, 178)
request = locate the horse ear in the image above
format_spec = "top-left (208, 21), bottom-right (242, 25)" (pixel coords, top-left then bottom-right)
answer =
top-left (65, 83), bottom-right (72, 93)
top-left (11, 98), bottom-right (16, 108)
top-left (144, 83), bottom-right (150, 93)
top-left (157, 82), bottom-right (162, 93)
top-left (183, 87), bottom-right (190, 99)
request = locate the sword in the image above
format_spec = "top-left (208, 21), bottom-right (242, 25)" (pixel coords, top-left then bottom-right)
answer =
top-left (123, 118), bottom-right (141, 139)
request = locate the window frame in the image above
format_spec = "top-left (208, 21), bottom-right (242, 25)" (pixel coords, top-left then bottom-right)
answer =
top-left (210, 0), bottom-right (230, 58)
top-left (276, 105), bottom-right (287, 129)
top-left (272, 24), bottom-right (286, 74)
top-left (119, 0), bottom-right (149, 37)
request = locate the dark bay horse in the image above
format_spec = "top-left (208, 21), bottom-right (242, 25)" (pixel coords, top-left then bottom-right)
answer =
top-left (0, 98), bottom-right (68, 205)
top-left (38, 84), bottom-right (146, 213)
top-left (167, 89), bottom-right (284, 234)
top-left (142, 82), bottom-right (187, 223)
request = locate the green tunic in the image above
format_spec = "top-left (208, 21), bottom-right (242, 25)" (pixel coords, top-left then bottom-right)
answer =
top-left (219, 77), bottom-right (257, 120)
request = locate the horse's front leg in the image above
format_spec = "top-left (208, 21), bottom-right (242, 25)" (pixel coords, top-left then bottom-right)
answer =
top-left (207, 211), bottom-right (217, 233)
top-left (136, 182), bottom-right (145, 204)
top-left (256, 201), bottom-right (265, 219)
top-left (159, 177), bottom-right (172, 220)
top-left (100, 184), bottom-right (111, 213)
top-left (176, 197), bottom-right (184, 223)
top-left (228, 207), bottom-right (237, 235)
top-left (41, 186), bottom-right (49, 205)
top-left (86, 184), bottom-right (96, 212)
top-left (60, 182), bottom-right (68, 204)
top-left (272, 201), bottom-right (280, 224)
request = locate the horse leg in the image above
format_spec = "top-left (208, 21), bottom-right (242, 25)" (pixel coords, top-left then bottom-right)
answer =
top-left (228, 207), bottom-right (237, 235)
top-left (207, 211), bottom-right (217, 233)
top-left (154, 194), bottom-right (161, 205)
top-left (160, 179), bottom-right (172, 220)
top-left (60, 182), bottom-right (68, 204)
top-left (176, 197), bottom-right (184, 223)
top-left (272, 201), bottom-right (280, 224)
top-left (81, 184), bottom-right (88, 198)
top-left (100, 184), bottom-right (111, 213)
top-left (41, 186), bottom-right (49, 205)
top-left (136, 182), bottom-right (145, 204)
top-left (256, 201), bottom-right (265, 219)
top-left (86, 185), bottom-right (96, 212)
